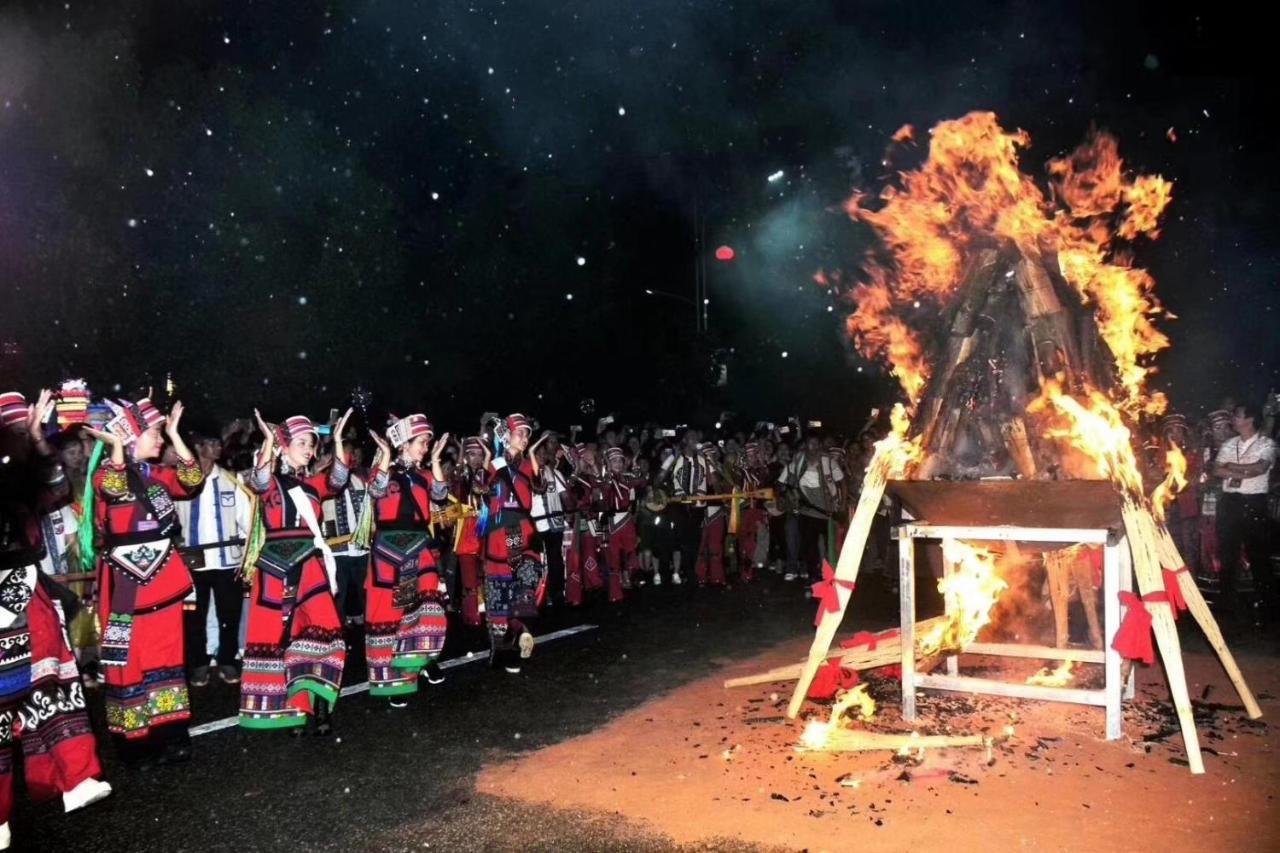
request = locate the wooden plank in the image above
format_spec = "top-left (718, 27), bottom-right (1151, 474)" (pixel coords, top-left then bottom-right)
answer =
top-left (962, 643), bottom-right (1105, 663)
top-left (914, 673), bottom-right (1108, 707)
top-left (900, 535), bottom-right (917, 723)
top-left (902, 524), bottom-right (1109, 544)
top-left (1104, 540), bottom-right (1123, 740)
top-left (887, 479), bottom-right (1122, 530)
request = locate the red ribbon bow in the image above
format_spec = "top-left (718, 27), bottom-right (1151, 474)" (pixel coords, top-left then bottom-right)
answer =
top-left (807, 659), bottom-right (861, 700)
top-left (1112, 590), bottom-right (1170, 665)
top-left (811, 560), bottom-right (855, 627)
top-left (1161, 566), bottom-right (1190, 618)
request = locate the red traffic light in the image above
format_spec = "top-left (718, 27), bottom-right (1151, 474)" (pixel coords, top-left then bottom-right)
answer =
top-left (714, 245), bottom-right (735, 261)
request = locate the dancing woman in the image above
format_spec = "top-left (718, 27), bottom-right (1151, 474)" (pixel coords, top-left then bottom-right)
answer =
top-left (481, 414), bottom-right (548, 674)
top-left (1, 391), bottom-right (111, 848)
top-left (237, 409), bottom-right (352, 735)
top-left (362, 415), bottom-right (451, 706)
top-left (87, 397), bottom-right (203, 764)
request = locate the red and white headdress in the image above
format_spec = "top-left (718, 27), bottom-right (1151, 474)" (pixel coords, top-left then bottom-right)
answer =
top-left (105, 398), bottom-right (166, 444)
top-left (603, 446), bottom-right (626, 466)
top-left (463, 435), bottom-right (486, 454)
top-left (505, 413), bottom-right (532, 435)
top-left (276, 415), bottom-right (318, 446)
top-left (0, 392), bottom-right (27, 429)
top-left (388, 413), bottom-right (434, 449)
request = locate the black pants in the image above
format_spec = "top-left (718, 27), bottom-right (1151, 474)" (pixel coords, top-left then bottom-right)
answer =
top-left (190, 570), bottom-right (242, 667)
top-left (333, 554), bottom-right (368, 620)
top-left (1217, 493), bottom-right (1276, 619)
top-left (789, 514), bottom-right (827, 580)
top-left (672, 504), bottom-right (702, 584)
top-left (541, 530), bottom-right (566, 606)
top-left (768, 513), bottom-right (787, 564)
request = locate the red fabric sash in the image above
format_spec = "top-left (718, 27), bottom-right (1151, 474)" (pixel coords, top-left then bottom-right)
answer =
top-left (1161, 566), bottom-right (1190, 617)
top-left (808, 659), bottom-right (861, 700)
top-left (811, 560), bottom-right (855, 627)
top-left (1112, 590), bottom-right (1171, 665)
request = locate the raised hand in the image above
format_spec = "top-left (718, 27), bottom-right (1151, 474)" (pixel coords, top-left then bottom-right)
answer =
top-left (166, 400), bottom-right (185, 437)
top-left (253, 408), bottom-right (274, 441)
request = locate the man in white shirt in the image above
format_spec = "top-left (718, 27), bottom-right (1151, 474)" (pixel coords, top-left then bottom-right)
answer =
top-left (658, 430), bottom-right (708, 587)
top-left (1213, 401), bottom-right (1276, 624)
top-left (177, 433), bottom-right (253, 685)
top-left (777, 433), bottom-right (844, 582)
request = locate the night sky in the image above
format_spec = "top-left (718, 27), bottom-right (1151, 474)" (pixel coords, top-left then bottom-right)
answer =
top-left (1, 1), bottom-right (1276, 432)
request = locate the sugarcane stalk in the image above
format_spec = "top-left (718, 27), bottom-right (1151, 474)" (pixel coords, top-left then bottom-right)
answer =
top-left (797, 730), bottom-right (987, 753)
top-left (787, 438), bottom-right (909, 718)
top-left (1152, 517), bottom-right (1262, 719)
top-left (1121, 498), bottom-right (1204, 774)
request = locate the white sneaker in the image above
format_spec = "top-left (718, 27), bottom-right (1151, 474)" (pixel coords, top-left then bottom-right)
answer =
top-left (652, 572), bottom-right (663, 586)
top-left (63, 778), bottom-right (113, 813)
top-left (519, 631), bottom-right (535, 659)
top-left (1, 821), bottom-right (10, 851)
top-left (784, 572), bottom-right (798, 582)
top-left (671, 573), bottom-right (683, 586)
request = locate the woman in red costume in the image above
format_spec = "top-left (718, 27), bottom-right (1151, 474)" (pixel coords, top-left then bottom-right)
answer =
top-left (482, 414), bottom-right (548, 673)
top-left (599, 447), bottom-right (647, 602)
top-left (87, 397), bottom-right (203, 765)
top-left (237, 409), bottom-right (353, 736)
top-left (0, 390), bottom-right (111, 849)
top-left (363, 414), bottom-right (451, 706)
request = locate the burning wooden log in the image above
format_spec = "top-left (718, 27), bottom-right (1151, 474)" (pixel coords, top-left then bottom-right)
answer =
top-left (797, 729), bottom-right (989, 753)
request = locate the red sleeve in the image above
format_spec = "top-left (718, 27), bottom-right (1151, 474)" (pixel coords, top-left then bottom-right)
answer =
top-left (147, 459), bottom-right (206, 498)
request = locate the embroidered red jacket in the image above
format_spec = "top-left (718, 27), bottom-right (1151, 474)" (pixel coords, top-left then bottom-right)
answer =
top-left (94, 458), bottom-right (204, 609)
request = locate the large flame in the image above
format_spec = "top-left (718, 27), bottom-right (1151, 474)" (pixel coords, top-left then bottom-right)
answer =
top-left (1028, 379), bottom-right (1145, 496)
top-left (839, 112), bottom-right (1172, 416)
top-left (918, 539), bottom-right (1009, 655)
top-left (1150, 444), bottom-right (1189, 522)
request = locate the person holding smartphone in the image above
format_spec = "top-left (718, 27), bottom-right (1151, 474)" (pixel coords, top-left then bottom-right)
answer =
top-left (1213, 401), bottom-right (1276, 625)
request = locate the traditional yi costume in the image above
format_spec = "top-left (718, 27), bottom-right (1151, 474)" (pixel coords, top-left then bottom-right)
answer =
top-left (362, 414), bottom-right (449, 699)
top-left (238, 416), bottom-right (348, 733)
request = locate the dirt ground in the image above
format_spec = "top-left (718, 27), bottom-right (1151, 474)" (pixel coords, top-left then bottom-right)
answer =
top-left (478, 631), bottom-right (1280, 852)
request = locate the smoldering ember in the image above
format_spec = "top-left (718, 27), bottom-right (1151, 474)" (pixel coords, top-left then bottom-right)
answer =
top-left (1, 4), bottom-right (1278, 853)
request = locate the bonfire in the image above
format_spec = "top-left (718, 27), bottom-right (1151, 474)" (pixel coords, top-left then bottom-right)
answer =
top-left (729, 112), bottom-right (1262, 775)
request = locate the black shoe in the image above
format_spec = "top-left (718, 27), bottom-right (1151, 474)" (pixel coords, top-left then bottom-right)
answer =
top-left (217, 664), bottom-right (240, 685)
top-left (189, 665), bottom-right (211, 687)
top-left (312, 699), bottom-right (333, 737)
top-left (289, 725), bottom-right (307, 738)
top-left (423, 660), bottom-right (446, 685)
